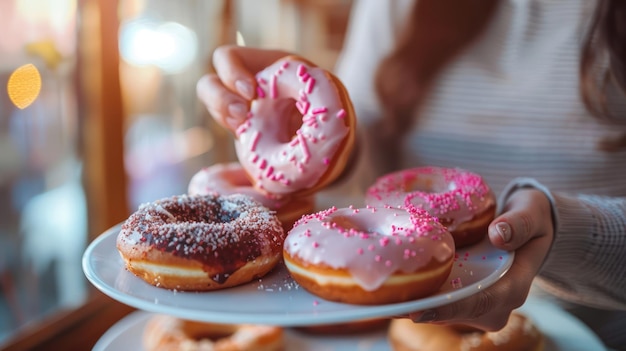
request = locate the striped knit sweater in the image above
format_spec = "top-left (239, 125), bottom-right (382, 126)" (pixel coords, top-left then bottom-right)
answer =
top-left (335, 0), bottom-right (626, 314)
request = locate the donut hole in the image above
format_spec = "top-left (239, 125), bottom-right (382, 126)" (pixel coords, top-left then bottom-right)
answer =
top-left (160, 205), bottom-right (208, 223)
top-left (329, 212), bottom-right (413, 237)
top-left (183, 321), bottom-right (236, 341)
top-left (190, 331), bottom-right (234, 341)
top-left (329, 215), bottom-right (383, 236)
top-left (164, 204), bottom-right (241, 224)
top-left (407, 178), bottom-right (452, 193)
top-left (330, 215), bottom-right (364, 232)
top-left (210, 208), bottom-right (241, 224)
top-left (226, 170), bottom-right (254, 187)
top-left (272, 98), bottom-right (303, 143)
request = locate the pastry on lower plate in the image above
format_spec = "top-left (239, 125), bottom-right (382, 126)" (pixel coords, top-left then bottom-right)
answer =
top-left (388, 311), bottom-right (544, 351)
top-left (143, 314), bottom-right (284, 351)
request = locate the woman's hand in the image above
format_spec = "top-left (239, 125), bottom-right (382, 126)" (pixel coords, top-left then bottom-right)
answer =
top-left (196, 45), bottom-right (291, 132)
top-left (407, 188), bottom-right (554, 331)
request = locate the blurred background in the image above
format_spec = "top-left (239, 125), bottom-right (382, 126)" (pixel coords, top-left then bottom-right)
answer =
top-left (0, 0), bottom-right (352, 343)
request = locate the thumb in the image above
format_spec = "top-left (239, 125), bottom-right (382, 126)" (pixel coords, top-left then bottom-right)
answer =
top-left (488, 189), bottom-right (547, 251)
top-left (212, 45), bottom-right (290, 100)
top-left (488, 217), bottom-right (532, 251)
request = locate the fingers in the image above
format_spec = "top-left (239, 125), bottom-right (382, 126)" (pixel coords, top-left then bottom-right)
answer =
top-left (212, 46), bottom-right (256, 101)
top-left (408, 223), bottom-right (553, 331)
top-left (212, 45), bottom-right (290, 98)
top-left (197, 46), bottom-right (292, 131)
top-left (409, 282), bottom-right (513, 331)
top-left (488, 188), bottom-right (553, 251)
top-left (196, 74), bottom-right (247, 131)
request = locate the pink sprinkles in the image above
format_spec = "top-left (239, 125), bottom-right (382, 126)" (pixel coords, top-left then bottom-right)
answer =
top-left (256, 86), bottom-right (266, 98)
top-left (270, 75), bottom-right (278, 98)
top-left (249, 131), bottom-right (261, 152)
top-left (286, 206), bottom-right (454, 288)
top-left (365, 167), bottom-right (495, 240)
top-left (237, 57), bottom-right (351, 194)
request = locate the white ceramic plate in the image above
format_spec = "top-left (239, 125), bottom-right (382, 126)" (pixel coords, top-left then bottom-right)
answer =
top-left (93, 311), bottom-right (390, 351)
top-left (92, 296), bottom-right (606, 351)
top-left (83, 224), bottom-right (513, 326)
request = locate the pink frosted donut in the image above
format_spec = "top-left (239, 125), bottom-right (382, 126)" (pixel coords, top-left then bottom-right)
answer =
top-left (283, 206), bottom-right (455, 305)
top-left (365, 167), bottom-right (496, 248)
top-left (234, 56), bottom-right (356, 197)
top-left (189, 162), bottom-right (288, 209)
top-left (188, 162), bottom-right (315, 231)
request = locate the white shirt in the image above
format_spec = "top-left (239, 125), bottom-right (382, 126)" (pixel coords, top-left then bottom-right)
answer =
top-left (335, 0), bottom-right (626, 310)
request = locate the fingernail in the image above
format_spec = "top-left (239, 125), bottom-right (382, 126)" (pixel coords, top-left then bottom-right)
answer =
top-left (228, 102), bottom-right (247, 120)
top-left (411, 310), bottom-right (437, 323)
top-left (495, 222), bottom-right (511, 243)
top-left (235, 79), bottom-right (255, 100)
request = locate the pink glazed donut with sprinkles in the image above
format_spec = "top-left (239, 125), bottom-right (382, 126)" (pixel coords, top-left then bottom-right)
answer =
top-left (365, 167), bottom-right (496, 248)
top-left (283, 206), bottom-right (455, 305)
top-left (188, 162), bottom-right (315, 232)
top-left (234, 56), bottom-right (356, 198)
top-left (189, 162), bottom-right (290, 209)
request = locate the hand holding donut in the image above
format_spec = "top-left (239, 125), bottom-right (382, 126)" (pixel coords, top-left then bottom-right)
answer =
top-left (198, 45), bottom-right (357, 198)
top-left (197, 46), bottom-right (290, 131)
top-left (407, 188), bottom-right (554, 331)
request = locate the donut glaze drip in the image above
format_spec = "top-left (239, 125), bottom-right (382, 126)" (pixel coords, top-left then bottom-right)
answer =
top-left (235, 57), bottom-right (351, 195)
top-left (365, 167), bottom-right (495, 232)
top-left (188, 162), bottom-right (317, 233)
top-left (284, 206), bottom-right (454, 291)
top-left (118, 194), bottom-right (285, 283)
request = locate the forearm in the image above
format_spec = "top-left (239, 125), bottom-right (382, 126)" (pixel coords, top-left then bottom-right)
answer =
top-left (538, 192), bottom-right (626, 309)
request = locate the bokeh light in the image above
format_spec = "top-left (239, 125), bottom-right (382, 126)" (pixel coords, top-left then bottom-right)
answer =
top-left (119, 18), bottom-right (198, 74)
top-left (7, 63), bottom-right (42, 109)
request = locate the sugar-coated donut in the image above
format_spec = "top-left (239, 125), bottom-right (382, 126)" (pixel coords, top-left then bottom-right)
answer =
top-left (283, 206), bottom-right (455, 305)
top-left (116, 193), bottom-right (285, 291)
top-left (366, 167), bottom-right (496, 248)
top-left (188, 162), bottom-right (315, 232)
top-left (234, 55), bottom-right (356, 198)
top-left (143, 314), bottom-right (284, 351)
top-left (388, 312), bottom-right (544, 351)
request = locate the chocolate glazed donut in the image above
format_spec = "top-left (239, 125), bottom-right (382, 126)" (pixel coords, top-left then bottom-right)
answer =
top-left (116, 193), bottom-right (285, 291)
